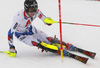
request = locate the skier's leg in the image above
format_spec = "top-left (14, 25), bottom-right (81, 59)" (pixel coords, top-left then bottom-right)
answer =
top-left (15, 25), bottom-right (51, 46)
top-left (18, 35), bottom-right (40, 46)
top-left (46, 37), bottom-right (75, 51)
top-left (17, 35), bottom-right (68, 55)
top-left (31, 39), bottom-right (68, 56)
top-left (31, 26), bottom-right (52, 44)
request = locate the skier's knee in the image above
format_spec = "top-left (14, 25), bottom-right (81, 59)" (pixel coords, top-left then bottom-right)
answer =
top-left (46, 37), bottom-right (60, 44)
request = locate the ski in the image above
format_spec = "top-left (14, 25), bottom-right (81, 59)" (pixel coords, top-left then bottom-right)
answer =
top-left (52, 42), bottom-right (96, 59)
top-left (74, 47), bottom-right (96, 59)
top-left (66, 52), bottom-right (89, 64)
top-left (51, 38), bottom-right (96, 59)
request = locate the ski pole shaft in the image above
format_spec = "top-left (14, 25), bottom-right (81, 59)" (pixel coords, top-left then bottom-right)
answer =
top-left (54, 21), bottom-right (100, 27)
top-left (0, 51), bottom-right (3, 53)
top-left (0, 51), bottom-right (8, 53)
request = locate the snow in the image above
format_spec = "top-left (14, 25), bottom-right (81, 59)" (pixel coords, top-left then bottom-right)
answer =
top-left (0, 0), bottom-right (100, 68)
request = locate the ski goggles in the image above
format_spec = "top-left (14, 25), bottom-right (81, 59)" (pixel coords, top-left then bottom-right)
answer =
top-left (28, 8), bottom-right (37, 12)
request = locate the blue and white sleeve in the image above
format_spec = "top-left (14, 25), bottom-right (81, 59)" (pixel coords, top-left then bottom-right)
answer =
top-left (8, 29), bottom-right (14, 47)
top-left (8, 20), bottom-right (19, 47)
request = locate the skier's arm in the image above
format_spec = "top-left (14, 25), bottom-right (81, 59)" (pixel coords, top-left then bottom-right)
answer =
top-left (8, 29), bottom-right (17, 57)
top-left (8, 29), bottom-right (14, 47)
top-left (37, 9), bottom-right (46, 21)
top-left (37, 9), bottom-right (54, 25)
top-left (8, 18), bottom-right (20, 47)
top-left (7, 17), bottom-right (22, 57)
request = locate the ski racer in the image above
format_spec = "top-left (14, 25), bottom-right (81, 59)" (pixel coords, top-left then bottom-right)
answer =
top-left (7, 0), bottom-right (76, 57)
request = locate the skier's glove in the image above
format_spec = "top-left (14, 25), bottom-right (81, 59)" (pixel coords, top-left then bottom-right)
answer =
top-left (43, 18), bottom-right (55, 25)
top-left (46, 23), bottom-right (52, 26)
top-left (7, 46), bottom-right (17, 57)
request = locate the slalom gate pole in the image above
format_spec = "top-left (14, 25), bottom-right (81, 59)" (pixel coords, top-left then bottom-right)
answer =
top-left (58, 0), bottom-right (63, 59)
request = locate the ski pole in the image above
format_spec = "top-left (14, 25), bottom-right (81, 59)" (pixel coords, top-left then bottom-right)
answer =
top-left (54, 21), bottom-right (100, 27)
top-left (0, 51), bottom-right (16, 57)
top-left (0, 51), bottom-right (8, 53)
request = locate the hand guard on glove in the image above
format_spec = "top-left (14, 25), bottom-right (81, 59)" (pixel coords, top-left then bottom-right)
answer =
top-left (7, 46), bottom-right (17, 57)
top-left (43, 17), bottom-right (55, 26)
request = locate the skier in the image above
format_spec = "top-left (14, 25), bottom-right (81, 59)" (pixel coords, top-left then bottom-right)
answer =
top-left (7, 0), bottom-right (96, 64)
top-left (8, 0), bottom-right (74, 57)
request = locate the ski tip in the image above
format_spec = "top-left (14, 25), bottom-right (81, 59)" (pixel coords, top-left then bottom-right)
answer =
top-left (91, 53), bottom-right (96, 59)
top-left (82, 50), bottom-right (96, 59)
top-left (84, 58), bottom-right (89, 64)
top-left (76, 56), bottom-right (89, 64)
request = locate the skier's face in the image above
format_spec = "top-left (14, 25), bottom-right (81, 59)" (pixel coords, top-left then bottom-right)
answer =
top-left (27, 8), bottom-right (37, 17)
top-left (27, 11), bottom-right (35, 17)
